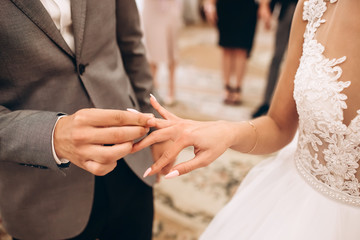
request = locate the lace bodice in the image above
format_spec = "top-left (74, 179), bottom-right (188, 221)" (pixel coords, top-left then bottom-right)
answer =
top-left (294, 0), bottom-right (360, 206)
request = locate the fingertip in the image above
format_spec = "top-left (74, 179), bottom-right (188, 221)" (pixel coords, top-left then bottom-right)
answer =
top-left (143, 167), bottom-right (152, 178)
top-left (164, 170), bottom-right (180, 179)
top-left (150, 93), bottom-right (157, 102)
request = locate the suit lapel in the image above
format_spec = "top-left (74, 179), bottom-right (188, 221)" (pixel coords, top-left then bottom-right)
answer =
top-left (71, 0), bottom-right (87, 61)
top-left (10, 0), bottom-right (76, 59)
top-left (10, 0), bottom-right (88, 62)
top-left (10, 0), bottom-right (75, 58)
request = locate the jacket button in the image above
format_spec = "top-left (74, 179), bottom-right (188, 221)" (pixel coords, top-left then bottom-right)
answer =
top-left (78, 63), bottom-right (88, 75)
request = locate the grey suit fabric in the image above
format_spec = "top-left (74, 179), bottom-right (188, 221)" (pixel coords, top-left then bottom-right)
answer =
top-left (0, 0), bottom-right (156, 239)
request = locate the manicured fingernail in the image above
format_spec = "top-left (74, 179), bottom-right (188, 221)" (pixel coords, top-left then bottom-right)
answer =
top-left (127, 108), bottom-right (140, 114)
top-left (164, 170), bottom-right (179, 179)
top-left (143, 167), bottom-right (152, 178)
top-left (150, 93), bottom-right (157, 101)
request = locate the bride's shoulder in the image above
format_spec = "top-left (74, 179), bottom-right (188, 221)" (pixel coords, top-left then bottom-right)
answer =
top-left (289, 0), bottom-right (307, 34)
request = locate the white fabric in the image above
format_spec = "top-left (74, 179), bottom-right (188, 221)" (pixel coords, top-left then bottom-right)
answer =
top-left (294, 0), bottom-right (360, 205)
top-left (201, 137), bottom-right (360, 239)
top-left (51, 116), bottom-right (69, 165)
top-left (40, 0), bottom-right (73, 165)
top-left (200, 0), bottom-right (360, 239)
top-left (40, 0), bottom-right (75, 52)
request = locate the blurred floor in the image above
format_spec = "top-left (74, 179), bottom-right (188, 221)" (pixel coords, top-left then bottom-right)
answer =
top-left (0, 21), bottom-right (277, 240)
top-left (152, 22), bottom-right (277, 240)
top-left (155, 21), bottom-right (275, 121)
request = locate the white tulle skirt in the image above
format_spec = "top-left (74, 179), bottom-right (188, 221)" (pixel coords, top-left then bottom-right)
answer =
top-left (200, 139), bottom-right (360, 240)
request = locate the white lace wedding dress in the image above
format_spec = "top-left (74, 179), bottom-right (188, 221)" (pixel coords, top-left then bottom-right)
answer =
top-left (200, 0), bottom-right (360, 239)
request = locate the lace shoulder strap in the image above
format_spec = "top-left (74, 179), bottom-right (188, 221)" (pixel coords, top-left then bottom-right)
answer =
top-left (303, 0), bottom-right (338, 21)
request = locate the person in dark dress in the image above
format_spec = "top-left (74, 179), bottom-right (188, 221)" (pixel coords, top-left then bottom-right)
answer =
top-left (204, 0), bottom-right (258, 105)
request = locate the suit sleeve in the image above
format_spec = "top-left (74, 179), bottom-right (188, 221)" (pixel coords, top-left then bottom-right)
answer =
top-left (0, 105), bottom-right (66, 172)
top-left (115, 0), bottom-right (160, 117)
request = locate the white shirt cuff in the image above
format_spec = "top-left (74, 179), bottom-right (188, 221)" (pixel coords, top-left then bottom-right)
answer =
top-left (52, 115), bottom-right (70, 165)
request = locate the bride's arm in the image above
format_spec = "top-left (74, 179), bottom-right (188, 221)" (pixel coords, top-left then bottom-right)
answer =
top-left (232, 0), bottom-right (307, 154)
top-left (134, 0), bottom-right (307, 178)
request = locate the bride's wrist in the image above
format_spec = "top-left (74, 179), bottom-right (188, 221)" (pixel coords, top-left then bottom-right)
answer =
top-left (226, 121), bottom-right (258, 153)
top-left (216, 120), bottom-right (242, 149)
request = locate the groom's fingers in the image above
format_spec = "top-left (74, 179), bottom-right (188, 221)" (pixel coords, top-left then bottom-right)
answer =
top-left (83, 160), bottom-right (117, 176)
top-left (89, 126), bottom-right (149, 144)
top-left (73, 108), bottom-right (153, 127)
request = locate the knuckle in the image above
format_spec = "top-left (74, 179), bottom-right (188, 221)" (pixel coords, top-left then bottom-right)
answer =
top-left (73, 109), bottom-right (88, 125)
top-left (178, 136), bottom-right (189, 146)
top-left (91, 164), bottom-right (107, 176)
top-left (73, 148), bottom-right (83, 160)
top-left (139, 127), bottom-right (148, 136)
top-left (114, 112), bottom-right (124, 124)
top-left (115, 143), bottom-right (133, 160)
top-left (99, 152), bottom-right (114, 164)
top-left (92, 170), bottom-right (104, 176)
top-left (91, 163), bottom-right (116, 176)
top-left (122, 142), bottom-right (133, 154)
top-left (177, 122), bottom-right (186, 129)
top-left (112, 130), bottom-right (123, 142)
top-left (183, 164), bottom-right (193, 174)
top-left (198, 161), bottom-right (209, 168)
top-left (182, 128), bottom-right (192, 138)
top-left (109, 162), bottom-right (117, 172)
top-left (162, 150), bottom-right (172, 160)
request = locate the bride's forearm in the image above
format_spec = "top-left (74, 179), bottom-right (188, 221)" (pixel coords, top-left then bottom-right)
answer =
top-left (226, 116), bottom-right (297, 155)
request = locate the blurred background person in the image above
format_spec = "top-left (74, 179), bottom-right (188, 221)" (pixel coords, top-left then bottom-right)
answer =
top-left (183, 0), bottom-right (202, 25)
top-left (203, 0), bottom-right (258, 105)
top-left (142, 0), bottom-right (183, 106)
top-left (252, 0), bottom-right (297, 117)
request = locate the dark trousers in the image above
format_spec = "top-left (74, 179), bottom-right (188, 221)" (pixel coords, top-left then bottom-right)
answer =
top-left (13, 159), bottom-right (154, 240)
top-left (263, 3), bottom-right (297, 105)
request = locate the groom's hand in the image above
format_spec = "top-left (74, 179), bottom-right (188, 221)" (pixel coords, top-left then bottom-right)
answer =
top-left (54, 108), bottom-right (153, 176)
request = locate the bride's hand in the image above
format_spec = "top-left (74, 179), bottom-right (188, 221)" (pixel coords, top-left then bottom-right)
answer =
top-left (133, 95), bottom-right (237, 179)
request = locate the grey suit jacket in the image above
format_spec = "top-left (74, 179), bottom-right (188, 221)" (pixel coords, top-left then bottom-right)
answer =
top-left (0, 0), bottom-right (156, 239)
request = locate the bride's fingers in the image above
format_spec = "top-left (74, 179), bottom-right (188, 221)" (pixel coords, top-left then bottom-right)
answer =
top-left (164, 151), bottom-right (213, 178)
top-left (143, 139), bottom-right (190, 177)
top-left (159, 163), bottom-right (174, 175)
top-left (146, 118), bottom-right (173, 129)
top-left (150, 95), bottom-right (178, 120)
top-left (132, 127), bottom-right (176, 153)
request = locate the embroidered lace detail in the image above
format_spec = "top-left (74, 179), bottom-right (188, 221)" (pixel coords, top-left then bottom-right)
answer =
top-left (294, 0), bottom-right (360, 206)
